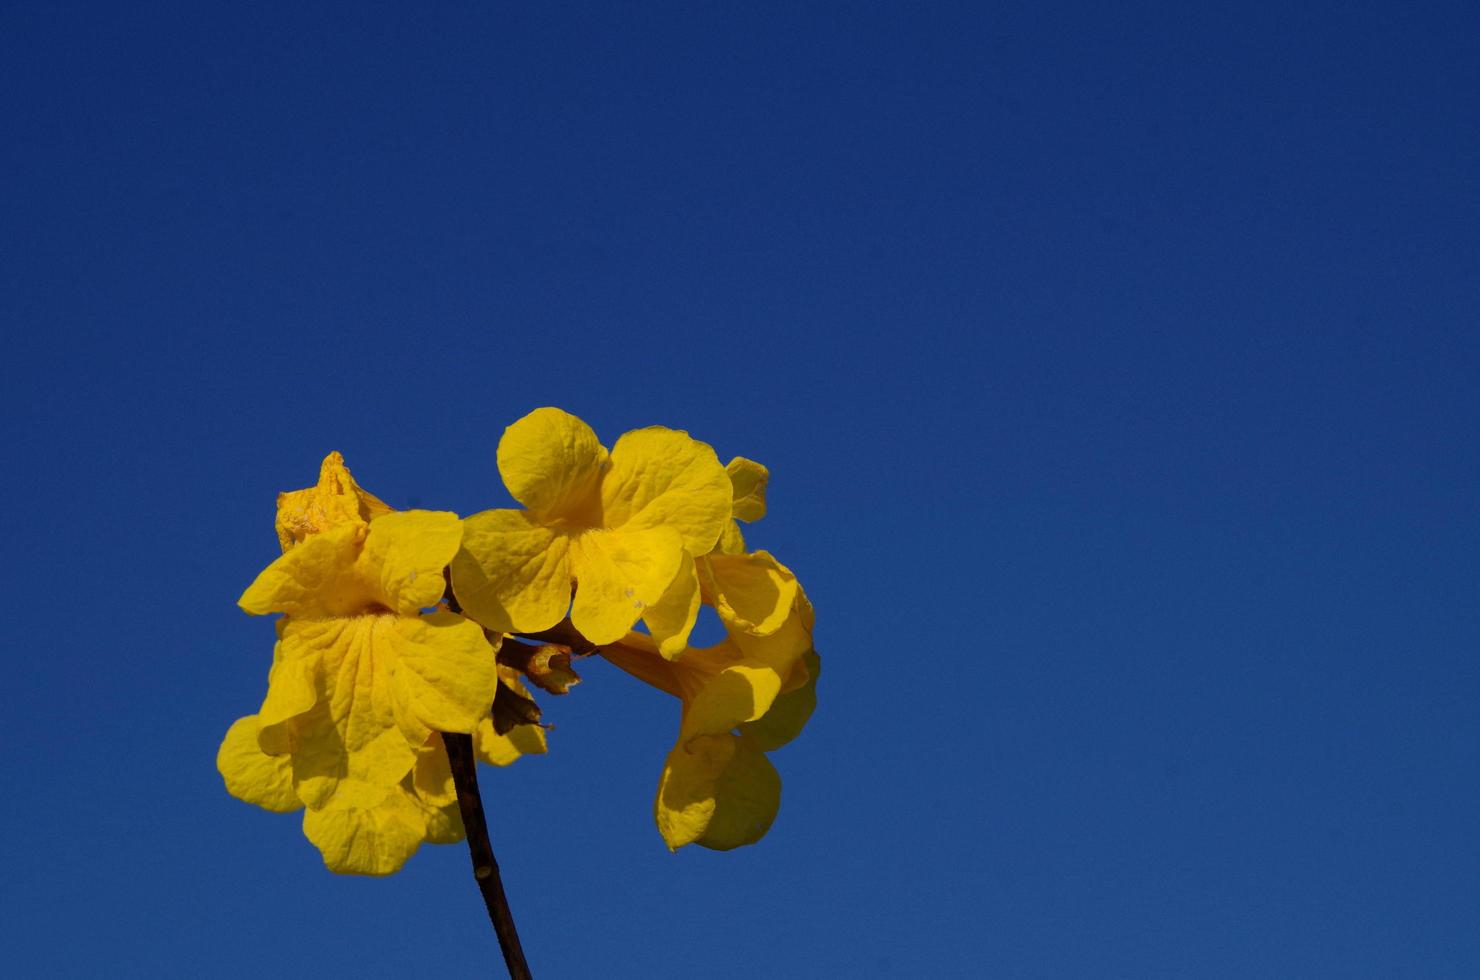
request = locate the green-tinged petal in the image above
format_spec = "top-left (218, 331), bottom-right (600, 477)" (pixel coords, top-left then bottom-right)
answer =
top-left (725, 457), bottom-right (769, 523)
top-left (452, 509), bottom-right (572, 634)
top-left (742, 651), bottom-right (820, 752)
top-left (700, 551), bottom-right (799, 637)
top-left (475, 715), bottom-right (548, 766)
top-left (497, 407), bottom-right (608, 519)
top-left (355, 511), bottom-right (464, 614)
top-left (568, 526), bottom-right (684, 645)
top-left (696, 736), bottom-right (782, 850)
top-left (643, 558), bottom-right (700, 659)
top-left (599, 427), bottom-right (731, 554)
top-left (239, 523), bottom-right (369, 617)
top-left (218, 715), bottom-right (301, 813)
top-left (655, 734), bottom-right (732, 850)
top-left (275, 451), bottom-right (393, 552)
top-left (302, 791), bottom-right (427, 876)
top-left (682, 663), bottom-right (783, 739)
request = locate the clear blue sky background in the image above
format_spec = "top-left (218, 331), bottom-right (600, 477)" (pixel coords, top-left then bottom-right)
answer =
top-left (3, 2), bottom-right (1477, 976)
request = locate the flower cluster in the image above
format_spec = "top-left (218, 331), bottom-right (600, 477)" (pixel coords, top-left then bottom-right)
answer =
top-left (219, 409), bottom-right (818, 872)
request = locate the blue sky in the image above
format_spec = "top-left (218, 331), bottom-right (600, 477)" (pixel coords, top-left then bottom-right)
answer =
top-left (3, 1), bottom-right (1478, 976)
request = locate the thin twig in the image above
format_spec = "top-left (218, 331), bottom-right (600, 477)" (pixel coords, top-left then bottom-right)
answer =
top-left (443, 731), bottom-right (533, 980)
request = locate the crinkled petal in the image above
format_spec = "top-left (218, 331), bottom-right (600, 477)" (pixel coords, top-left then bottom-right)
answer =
top-left (599, 427), bottom-right (731, 554)
top-left (682, 663), bottom-right (784, 739)
top-left (217, 715), bottom-right (301, 813)
top-left (497, 407), bottom-right (608, 519)
top-left (302, 790), bottom-right (427, 876)
top-left (278, 616), bottom-right (421, 807)
top-left (700, 551), bottom-right (799, 637)
top-left (275, 451), bottom-right (393, 552)
top-left (388, 609), bottom-right (500, 738)
top-left (725, 457), bottom-right (769, 523)
top-left (643, 558), bottom-right (700, 659)
top-left (568, 526), bottom-right (684, 645)
top-left (742, 651), bottom-right (820, 752)
top-left (257, 641), bottom-right (317, 733)
top-left (354, 511), bottom-right (464, 614)
top-left (451, 509), bottom-right (572, 634)
top-left (239, 523), bottom-right (368, 618)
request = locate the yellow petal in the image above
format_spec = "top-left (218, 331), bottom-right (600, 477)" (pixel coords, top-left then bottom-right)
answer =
top-left (497, 407), bottom-right (608, 519)
top-left (416, 799), bottom-right (466, 845)
top-left (729, 589), bottom-right (814, 679)
top-left (354, 510), bottom-right (464, 615)
top-left (725, 457), bottom-right (769, 523)
top-left (696, 736), bottom-right (782, 850)
top-left (411, 735), bottom-right (458, 807)
top-left (474, 715), bottom-right (549, 766)
top-left (239, 523), bottom-right (369, 618)
top-left (451, 509), bottom-right (572, 634)
top-left (257, 640), bottom-right (317, 732)
top-left (275, 451), bottom-right (394, 552)
top-left (655, 733), bottom-right (732, 850)
top-left (642, 558), bottom-right (700, 659)
top-left (742, 650), bottom-right (820, 752)
top-left (217, 715), bottom-right (301, 813)
top-left (568, 526), bottom-right (684, 645)
top-left (599, 427), bottom-right (732, 554)
top-left (700, 551), bottom-right (799, 637)
top-left (388, 609), bottom-right (501, 737)
top-left (714, 520), bottom-right (747, 556)
top-left (288, 697), bottom-right (415, 810)
top-left (277, 611), bottom-right (495, 808)
top-left (682, 663), bottom-right (783, 739)
top-left (302, 790), bottom-right (428, 876)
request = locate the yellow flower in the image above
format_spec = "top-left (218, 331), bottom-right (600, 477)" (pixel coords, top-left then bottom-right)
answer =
top-left (451, 407), bottom-right (732, 647)
top-left (218, 452), bottom-right (543, 875)
top-left (601, 592), bottom-right (819, 850)
top-left (239, 513), bottom-right (500, 808)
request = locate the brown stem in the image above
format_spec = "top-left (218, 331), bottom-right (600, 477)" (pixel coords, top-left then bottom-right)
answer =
top-left (443, 731), bottom-right (533, 980)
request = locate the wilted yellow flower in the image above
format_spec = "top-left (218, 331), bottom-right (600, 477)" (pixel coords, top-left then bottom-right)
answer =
top-left (274, 450), bottom-right (393, 552)
top-left (601, 592), bottom-right (818, 850)
top-left (451, 407), bottom-right (732, 647)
